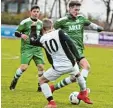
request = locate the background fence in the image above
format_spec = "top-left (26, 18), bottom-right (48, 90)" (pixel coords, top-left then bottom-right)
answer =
top-left (1, 25), bottom-right (113, 46)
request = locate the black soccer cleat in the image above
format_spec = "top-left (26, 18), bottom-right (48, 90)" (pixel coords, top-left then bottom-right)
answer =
top-left (9, 78), bottom-right (18, 90)
top-left (37, 83), bottom-right (42, 92)
top-left (37, 86), bottom-right (42, 92)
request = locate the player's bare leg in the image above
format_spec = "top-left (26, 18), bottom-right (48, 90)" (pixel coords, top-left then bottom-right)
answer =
top-left (79, 58), bottom-right (90, 80)
top-left (37, 64), bottom-right (45, 92)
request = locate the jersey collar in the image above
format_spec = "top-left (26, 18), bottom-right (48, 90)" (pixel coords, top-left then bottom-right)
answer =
top-left (30, 17), bottom-right (38, 22)
top-left (67, 13), bottom-right (77, 20)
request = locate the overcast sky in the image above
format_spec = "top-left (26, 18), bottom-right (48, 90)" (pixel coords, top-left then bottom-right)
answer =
top-left (81, 0), bottom-right (106, 20)
top-left (38, 0), bottom-right (113, 21)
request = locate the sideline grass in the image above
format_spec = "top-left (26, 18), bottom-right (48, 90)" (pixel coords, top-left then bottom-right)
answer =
top-left (1, 38), bottom-right (113, 108)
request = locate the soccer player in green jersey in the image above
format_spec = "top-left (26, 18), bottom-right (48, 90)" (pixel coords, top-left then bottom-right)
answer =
top-left (9, 5), bottom-right (45, 92)
top-left (51, 0), bottom-right (103, 91)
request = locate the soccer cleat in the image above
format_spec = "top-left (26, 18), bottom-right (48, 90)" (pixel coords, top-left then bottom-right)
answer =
top-left (45, 100), bottom-right (57, 108)
top-left (9, 78), bottom-right (18, 90)
top-left (37, 86), bottom-right (42, 92)
top-left (50, 85), bottom-right (55, 93)
top-left (37, 83), bottom-right (42, 92)
top-left (77, 90), bottom-right (93, 104)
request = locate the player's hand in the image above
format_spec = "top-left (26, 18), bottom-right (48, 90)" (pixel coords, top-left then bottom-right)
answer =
top-left (21, 34), bottom-right (28, 40)
top-left (97, 26), bottom-right (104, 32)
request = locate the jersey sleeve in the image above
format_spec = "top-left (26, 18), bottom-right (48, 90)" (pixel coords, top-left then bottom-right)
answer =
top-left (16, 21), bottom-right (26, 33)
top-left (14, 21), bottom-right (26, 37)
top-left (54, 19), bottom-right (62, 29)
top-left (82, 16), bottom-right (91, 26)
top-left (30, 36), bottom-right (42, 47)
top-left (59, 30), bottom-right (81, 61)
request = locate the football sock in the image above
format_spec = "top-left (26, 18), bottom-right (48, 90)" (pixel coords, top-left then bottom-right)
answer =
top-left (38, 71), bottom-right (44, 86)
top-left (14, 68), bottom-right (23, 79)
top-left (41, 83), bottom-right (52, 98)
top-left (38, 71), bottom-right (44, 77)
top-left (81, 69), bottom-right (89, 80)
top-left (54, 77), bottom-right (72, 90)
top-left (76, 75), bottom-right (86, 91)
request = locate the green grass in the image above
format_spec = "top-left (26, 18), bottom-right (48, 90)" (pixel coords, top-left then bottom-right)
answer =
top-left (1, 38), bottom-right (113, 108)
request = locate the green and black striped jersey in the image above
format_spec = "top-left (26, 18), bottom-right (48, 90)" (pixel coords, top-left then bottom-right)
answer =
top-left (16, 17), bottom-right (43, 50)
top-left (54, 14), bottom-right (91, 49)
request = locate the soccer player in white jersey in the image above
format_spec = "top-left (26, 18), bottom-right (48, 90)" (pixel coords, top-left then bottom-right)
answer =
top-left (30, 19), bottom-right (93, 108)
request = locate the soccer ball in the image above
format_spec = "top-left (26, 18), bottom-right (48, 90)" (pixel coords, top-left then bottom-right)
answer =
top-left (69, 91), bottom-right (80, 105)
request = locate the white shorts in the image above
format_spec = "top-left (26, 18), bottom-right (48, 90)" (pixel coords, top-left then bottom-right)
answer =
top-left (43, 63), bottom-right (79, 81)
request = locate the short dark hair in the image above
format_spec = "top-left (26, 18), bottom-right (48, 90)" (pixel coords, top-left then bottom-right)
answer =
top-left (69, 0), bottom-right (81, 7)
top-left (30, 5), bottom-right (40, 11)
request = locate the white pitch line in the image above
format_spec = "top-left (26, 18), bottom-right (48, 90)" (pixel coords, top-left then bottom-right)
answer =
top-left (2, 53), bottom-right (19, 60)
top-left (2, 56), bottom-right (19, 60)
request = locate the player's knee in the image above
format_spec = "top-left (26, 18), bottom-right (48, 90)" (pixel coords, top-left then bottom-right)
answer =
top-left (80, 61), bottom-right (90, 70)
top-left (70, 75), bottom-right (76, 82)
top-left (70, 72), bottom-right (81, 82)
top-left (75, 72), bottom-right (81, 77)
top-left (84, 63), bottom-right (90, 70)
top-left (39, 76), bottom-right (49, 84)
top-left (37, 64), bottom-right (44, 71)
top-left (87, 64), bottom-right (90, 70)
top-left (39, 77), bottom-right (42, 84)
top-left (20, 64), bottom-right (28, 71)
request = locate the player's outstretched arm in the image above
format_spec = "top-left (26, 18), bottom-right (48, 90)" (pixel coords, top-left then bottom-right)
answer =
top-left (97, 26), bottom-right (104, 32)
top-left (88, 22), bottom-right (104, 32)
top-left (30, 36), bottom-right (42, 47)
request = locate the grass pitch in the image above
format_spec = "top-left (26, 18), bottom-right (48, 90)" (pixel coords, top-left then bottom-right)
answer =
top-left (1, 38), bottom-right (113, 108)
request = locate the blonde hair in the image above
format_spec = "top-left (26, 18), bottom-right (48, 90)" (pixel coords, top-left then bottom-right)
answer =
top-left (43, 18), bottom-right (53, 31)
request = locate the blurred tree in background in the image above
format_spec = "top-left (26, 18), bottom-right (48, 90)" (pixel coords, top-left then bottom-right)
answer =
top-left (1, 0), bottom-right (48, 25)
top-left (1, 0), bottom-right (113, 31)
top-left (101, 0), bottom-right (113, 30)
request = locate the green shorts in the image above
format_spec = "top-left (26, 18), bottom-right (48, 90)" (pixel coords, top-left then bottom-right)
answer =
top-left (21, 47), bottom-right (44, 65)
top-left (76, 47), bottom-right (85, 69)
top-left (77, 48), bottom-right (85, 59)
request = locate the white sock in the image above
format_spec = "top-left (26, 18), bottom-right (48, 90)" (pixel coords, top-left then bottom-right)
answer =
top-left (65, 77), bottom-right (72, 84)
top-left (81, 69), bottom-right (89, 78)
top-left (76, 75), bottom-right (86, 91)
top-left (41, 83), bottom-right (52, 98)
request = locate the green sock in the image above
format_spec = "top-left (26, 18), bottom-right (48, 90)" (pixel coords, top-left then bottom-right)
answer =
top-left (14, 68), bottom-right (23, 79)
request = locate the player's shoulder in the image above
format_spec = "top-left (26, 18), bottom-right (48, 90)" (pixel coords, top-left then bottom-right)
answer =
top-left (77, 13), bottom-right (87, 19)
top-left (41, 29), bottom-right (59, 39)
top-left (37, 19), bottom-right (43, 24)
top-left (20, 17), bottom-right (31, 25)
top-left (56, 16), bottom-right (68, 22)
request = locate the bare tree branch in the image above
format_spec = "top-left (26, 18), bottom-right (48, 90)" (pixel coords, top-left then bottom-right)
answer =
top-left (58, 0), bottom-right (62, 18)
top-left (110, 11), bottom-right (113, 27)
top-left (31, 0), bottom-right (34, 5)
top-left (100, 0), bottom-right (112, 29)
top-left (101, 0), bottom-right (107, 6)
top-left (44, 0), bottom-right (48, 14)
top-left (63, 0), bottom-right (69, 12)
top-left (49, 0), bottom-right (57, 18)
top-left (35, 0), bottom-right (39, 4)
